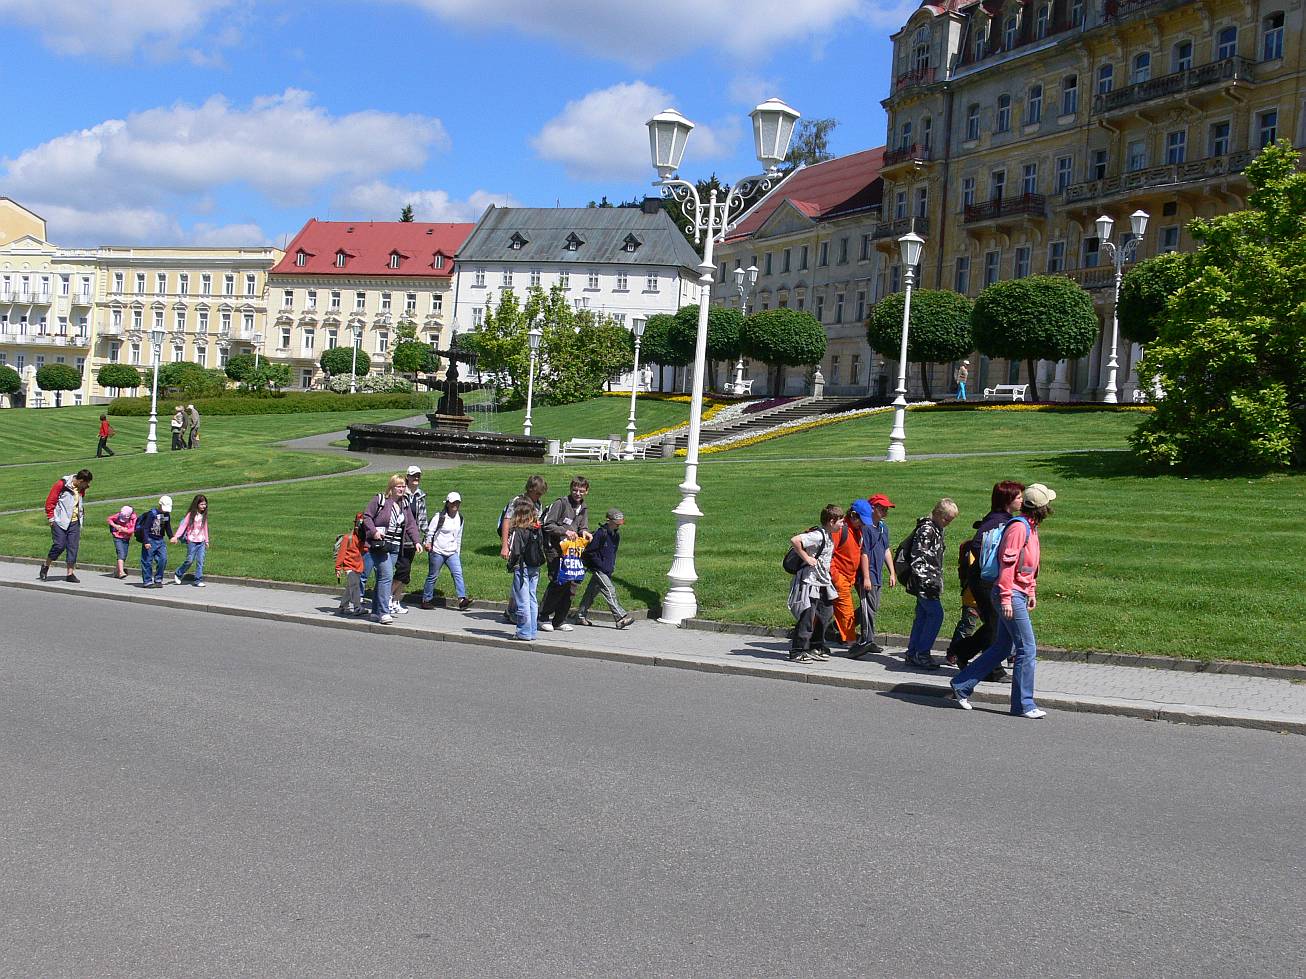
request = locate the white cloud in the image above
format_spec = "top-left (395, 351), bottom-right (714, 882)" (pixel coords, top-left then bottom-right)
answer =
top-left (187, 221), bottom-right (269, 246)
top-left (531, 81), bottom-right (737, 182)
top-left (394, 0), bottom-right (866, 65)
top-left (337, 182), bottom-right (519, 222)
top-left (0, 0), bottom-right (242, 61)
top-left (728, 74), bottom-right (782, 107)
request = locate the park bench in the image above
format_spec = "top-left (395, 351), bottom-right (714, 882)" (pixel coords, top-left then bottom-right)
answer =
top-left (560, 437), bottom-right (611, 462)
top-left (724, 378), bottom-right (754, 395)
top-left (983, 383), bottom-right (1029, 402)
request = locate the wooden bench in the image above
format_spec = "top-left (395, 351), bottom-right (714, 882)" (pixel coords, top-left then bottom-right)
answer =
top-left (983, 383), bottom-right (1029, 402)
top-left (560, 437), bottom-right (610, 462)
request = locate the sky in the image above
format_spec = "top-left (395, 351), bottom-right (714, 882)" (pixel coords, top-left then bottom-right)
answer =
top-left (0, 0), bottom-right (913, 248)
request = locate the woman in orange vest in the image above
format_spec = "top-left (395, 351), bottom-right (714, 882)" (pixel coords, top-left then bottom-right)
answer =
top-left (829, 499), bottom-right (869, 649)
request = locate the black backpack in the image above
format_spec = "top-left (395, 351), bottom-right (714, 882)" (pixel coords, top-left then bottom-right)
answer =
top-left (134, 509), bottom-right (154, 544)
top-left (783, 527), bottom-right (827, 574)
top-left (521, 527), bottom-right (547, 568)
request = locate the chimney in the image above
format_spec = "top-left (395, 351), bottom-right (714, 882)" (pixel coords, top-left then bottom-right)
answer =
top-left (641, 197), bottom-right (661, 215)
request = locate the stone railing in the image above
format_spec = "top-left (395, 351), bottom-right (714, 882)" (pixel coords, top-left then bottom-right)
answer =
top-left (963, 193), bottom-right (1047, 223)
top-left (872, 216), bottom-right (929, 240)
top-left (1093, 57), bottom-right (1256, 115)
top-left (1062, 150), bottom-right (1254, 204)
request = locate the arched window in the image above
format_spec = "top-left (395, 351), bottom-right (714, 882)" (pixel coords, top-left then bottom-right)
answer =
top-left (899, 119), bottom-right (913, 149)
top-left (912, 27), bottom-right (931, 70)
top-left (1172, 40), bottom-right (1193, 72)
top-left (1003, 16), bottom-right (1018, 49)
top-left (1263, 12), bottom-right (1284, 61)
top-left (996, 94), bottom-right (1012, 132)
top-left (1132, 51), bottom-right (1151, 84)
top-left (1035, 4), bottom-right (1050, 38)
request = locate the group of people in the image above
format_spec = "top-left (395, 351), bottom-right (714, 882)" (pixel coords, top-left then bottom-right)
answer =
top-left (786, 479), bottom-right (1057, 719)
top-left (170, 404), bottom-right (202, 451)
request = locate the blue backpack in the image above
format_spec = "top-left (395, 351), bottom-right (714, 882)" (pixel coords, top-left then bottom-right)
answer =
top-left (978, 515), bottom-right (1030, 582)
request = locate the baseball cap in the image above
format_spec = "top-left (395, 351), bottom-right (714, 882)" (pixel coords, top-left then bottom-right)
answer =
top-left (445, 491), bottom-right (461, 503)
top-left (158, 495), bottom-right (173, 513)
top-left (1024, 483), bottom-right (1057, 507)
top-left (406, 465), bottom-right (422, 476)
top-left (868, 493), bottom-right (895, 509)
top-left (606, 508), bottom-right (625, 522)
top-left (849, 499), bottom-right (874, 525)
top-left (119, 505), bottom-right (134, 518)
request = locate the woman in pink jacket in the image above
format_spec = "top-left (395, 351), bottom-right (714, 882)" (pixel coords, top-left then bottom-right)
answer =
top-left (948, 483), bottom-right (1056, 719)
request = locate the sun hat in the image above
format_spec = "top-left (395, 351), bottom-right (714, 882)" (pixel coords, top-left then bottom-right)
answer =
top-left (406, 465), bottom-right (422, 476)
top-left (445, 491), bottom-right (461, 503)
top-left (1024, 483), bottom-right (1057, 507)
top-left (118, 505), bottom-right (134, 518)
top-left (868, 493), bottom-right (895, 509)
top-left (158, 495), bottom-right (173, 513)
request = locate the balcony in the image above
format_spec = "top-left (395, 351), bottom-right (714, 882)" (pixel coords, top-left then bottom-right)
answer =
top-left (1093, 57), bottom-right (1256, 116)
top-left (963, 193), bottom-right (1047, 224)
top-left (0, 331), bottom-right (89, 347)
top-left (872, 215), bottom-right (930, 240)
top-left (1062, 150), bottom-right (1255, 206)
top-left (1061, 267), bottom-right (1116, 291)
top-left (893, 66), bottom-right (935, 92)
top-left (882, 143), bottom-right (933, 168)
top-left (1104, 0), bottom-right (1190, 19)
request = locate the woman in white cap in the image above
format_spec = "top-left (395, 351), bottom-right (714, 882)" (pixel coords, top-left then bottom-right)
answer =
top-left (955, 360), bottom-right (970, 401)
top-left (420, 491), bottom-right (470, 611)
top-left (949, 482), bottom-right (1056, 718)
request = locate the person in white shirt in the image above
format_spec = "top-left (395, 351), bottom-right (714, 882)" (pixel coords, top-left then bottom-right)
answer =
top-left (420, 491), bottom-right (471, 611)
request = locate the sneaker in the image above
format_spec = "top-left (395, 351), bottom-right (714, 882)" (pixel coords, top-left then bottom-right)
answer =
top-left (811, 648), bottom-right (831, 661)
top-left (557, 623), bottom-right (575, 632)
top-left (150, 581), bottom-right (164, 589)
top-left (508, 635), bottom-right (533, 642)
top-left (392, 604), bottom-right (409, 615)
top-left (174, 573), bottom-right (183, 585)
top-left (912, 653), bottom-right (940, 671)
top-left (65, 573), bottom-right (80, 583)
top-left (575, 614), bottom-right (596, 627)
top-left (538, 622), bottom-right (554, 632)
top-left (847, 642), bottom-right (868, 660)
top-left (376, 613), bottom-right (394, 625)
top-left (1022, 708), bottom-right (1047, 719)
top-left (337, 605), bottom-right (353, 616)
top-left (458, 597), bottom-right (473, 611)
top-left (616, 613), bottom-right (635, 630)
top-left (193, 581), bottom-right (206, 588)
top-left (353, 606), bottom-right (370, 617)
top-left (38, 565), bottom-right (48, 581)
top-left (948, 688), bottom-right (973, 711)
top-left (788, 651), bottom-right (814, 664)
top-left (420, 599), bottom-right (435, 610)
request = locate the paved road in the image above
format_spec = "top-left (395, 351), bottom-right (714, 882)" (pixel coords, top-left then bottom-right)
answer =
top-left (2, 593), bottom-right (1303, 978)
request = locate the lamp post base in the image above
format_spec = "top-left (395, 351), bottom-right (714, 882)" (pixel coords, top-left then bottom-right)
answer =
top-left (885, 400), bottom-right (908, 462)
top-left (658, 487), bottom-right (702, 624)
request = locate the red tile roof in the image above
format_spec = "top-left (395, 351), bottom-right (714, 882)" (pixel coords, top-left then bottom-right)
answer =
top-left (725, 147), bottom-right (885, 242)
top-left (270, 219), bottom-right (475, 278)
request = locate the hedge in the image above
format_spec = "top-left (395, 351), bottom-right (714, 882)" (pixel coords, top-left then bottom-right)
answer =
top-left (108, 390), bottom-right (436, 417)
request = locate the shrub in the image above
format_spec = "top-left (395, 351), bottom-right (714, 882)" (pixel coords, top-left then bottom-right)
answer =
top-left (320, 345), bottom-right (370, 377)
top-left (243, 362), bottom-right (293, 393)
top-left (0, 364), bottom-right (22, 396)
top-left (1117, 252), bottom-right (1195, 345)
top-left (866, 289), bottom-right (974, 399)
top-left (107, 390), bottom-right (433, 416)
top-left (225, 353), bottom-right (257, 382)
top-left (392, 340), bottom-right (440, 384)
top-left (97, 364), bottom-right (143, 391)
top-left (36, 363), bottom-right (82, 404)
top-left (157, 361), bottom-right (228, 398)
top-left (324, 373), bottom-right (415, 394)
top-left (739, 308), bottom-right (827, 394)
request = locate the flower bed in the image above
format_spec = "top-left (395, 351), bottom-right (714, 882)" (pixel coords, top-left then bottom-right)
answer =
top-left (636, 397), bottom-right (739, 442)
top-left (741, 396), bottom-right (799, 414)
top-left (911, 402), bottom-right (1154, 414)
top-left (679, 403), bottom-right (931, 456)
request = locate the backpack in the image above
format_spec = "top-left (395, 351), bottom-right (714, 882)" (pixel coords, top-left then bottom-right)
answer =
top-left (978, 515), bottom-right (1031, 582)
top-left (782, 527), bottom-right (827, 574)
top-left (497, 497), bottom-right (522, 540)
top-left (521, 527), bottom-right (547, 568)
top-left (134, 509), bottom-right (154, 544)
top-left (892, 530), bottom-right (916, 588)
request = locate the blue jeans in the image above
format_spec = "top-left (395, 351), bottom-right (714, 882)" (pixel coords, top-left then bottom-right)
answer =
top-left (907, 596), bottom-right (944, 657)
top-left (176, 541), bottom-right (207, 583)
top-left (953, 589), bottom-right (1038, 714)
top-left (512, 564), bottom-right (540, 639)
top-left (371, 548), bottom-right (397, 617)
top-left (141, 541), bottom-right (167, 584)
top-left (422, 551), bottom-right (466, 600)
top-left (957, 381), bottom-right (967, 400)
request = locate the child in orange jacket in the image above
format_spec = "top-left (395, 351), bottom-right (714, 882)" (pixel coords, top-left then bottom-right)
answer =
top-left (335, 513), bottom-right (367, 616)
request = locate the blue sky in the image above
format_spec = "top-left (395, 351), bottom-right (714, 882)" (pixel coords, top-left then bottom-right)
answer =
top-left (0, 0), bottom-right (910, 247)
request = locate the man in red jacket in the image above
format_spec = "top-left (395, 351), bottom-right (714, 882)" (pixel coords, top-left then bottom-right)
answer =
top-left (96, 415), bottom-right (116, 457)
top-left (41, 469), bottom-right (93, 582)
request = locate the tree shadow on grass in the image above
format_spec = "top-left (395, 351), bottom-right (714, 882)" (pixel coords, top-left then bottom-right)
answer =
top-left (1041, 448), bottom-right (1279, 483)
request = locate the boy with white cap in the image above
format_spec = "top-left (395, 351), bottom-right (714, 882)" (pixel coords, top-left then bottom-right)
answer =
top-left (421, 490), bottom-right (471, 611)
top-left (139, 495), bottom-right (174, 588)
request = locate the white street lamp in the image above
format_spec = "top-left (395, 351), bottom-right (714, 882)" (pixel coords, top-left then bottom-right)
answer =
top-left (624, 317), bottom-right (648, 458)
top-left (523, 322), bottom-right (543, 437)
top-left (647, 97), bottom-right (800, 624)
top-left (1097, 208), bottom-right (1149, 403)
top-left (731, 265), bottom-right (759, 391)
top-left (253, 332), bottom-right (263, 368)
top-left (349, 325), bottom-right (363, 394)
top-left (144, 327), bottom-right (165, 454)
top-left (886, 230), bottom-right (925, 462)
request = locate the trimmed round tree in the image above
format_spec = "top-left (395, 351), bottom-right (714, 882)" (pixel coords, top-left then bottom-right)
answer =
top-left (639, 312), bottom-right (693, 391)
top-left (673, 304), bottom-right (745, 390)
top-left (96, 364), bottom-right (143, 392)
top-left (36, 363), bottom-right (82, 406)
top-left (1117, 251), bottom-right (1194, 345)
top-left (0, 364), bottom-right (21, 400)
top-left (391, 340), bottom-right (441, 388)
top-left (246, 362), bottom-right (292, 392)
top-left (866, 289), bottom-right (974, 399)
top-left (739, 308), bottom-right (828, 395)
top-left (319, 345), bottom-right (371, 378)
top-left (224, 353), bottom-right (257, 383)
top-left (970, 275), bottom-right (1098, 401)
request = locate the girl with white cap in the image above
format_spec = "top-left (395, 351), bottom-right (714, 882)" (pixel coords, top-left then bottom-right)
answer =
top-left (420, 491), bottom-right (470, 611)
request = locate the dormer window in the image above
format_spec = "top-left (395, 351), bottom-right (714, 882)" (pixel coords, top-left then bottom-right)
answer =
top-left (295, 250), bottom-right (307, 267)
top-left (565, 232), bottom-right (584, 251)
top-left (509, 232), bottom-right (529, 251)
top-left (433, 253), bottom-right (446, 270)
top-left (335, 251), bottom-right (348, 268)
top-left (622, 234), bottom-right (642, 253)
top-left (389, 251), bottom-right (403, 270)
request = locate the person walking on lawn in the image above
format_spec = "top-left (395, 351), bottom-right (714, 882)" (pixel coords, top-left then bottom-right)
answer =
top-left (40, 468), bottom-right (92, 583)
top-left (850, 493), bottom-right (896, 660)
top-left (361, 475), bottom-right (425, 625)
top-left (901, 498), bottom-right (959, 670)
top-left (829, 499), bottom-right (866, 651)
top-left (391, 465), bottom-right (428, 614)
top-left (96, 414), bottom-right (116, 457)
top-left (505, 499), bottom-right (546, 641)
top-left (187, 404), bottom-right (200, 449)
top-left (421, 491), bottom-right (471, 611)
top-left (107, 505), bottom-right (136, 579)
top-left (169, 406), bottom-right (185, 451)
top-left (946, 480), bottom-right (1024, 681)
top-left (139, 495), bottom-right (173, 588)
top-left (955, 360), bottom-right (970, 401)
top-left (575, 508), bottom-right (634, 629)
top-left (499, 475), bottom-right (548, 624)
top-left (171, 494), bottom-right (210, 586)
top-left (788, 504), bottom-right (844, 663)
top-left (538, 476), bottom-right (591, 633)
top-left (950, 483), bottom-right (1057, 718)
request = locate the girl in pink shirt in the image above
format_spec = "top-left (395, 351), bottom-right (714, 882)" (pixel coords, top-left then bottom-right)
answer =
top-left (107, 505), bottom-right (136, 579)
top-left (171, 494), bottom-right (210, 586)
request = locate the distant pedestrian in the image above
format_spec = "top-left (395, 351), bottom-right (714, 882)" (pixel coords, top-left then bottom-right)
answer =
top-left (946, 480), bottom-right (1024, 680)
top-left (575, 508), bottom-right (633, 629)
top-left (787, 504), bottom-right (843, 663)
top-left (539, 476), bottom-right (591, 632)
top-left (421, 491), bottom-right (470, 611)
top-left (499, 475), bottom-right (548, 623)
top-left (392, 465), bottom-right (428, 614)
top-left (138, 495), bottom-right (173, 588)
top-left (107, 505), bottom-right (136, 579)
top-left (361, 475), bottom-right (424, 625)
top-left (950, 483), bottom-right (1057, 718)
top-left (850, 493), bottom-right (896, 659)
top-left (505, 499), bottom-right (546, 641)
top-left (96, 414), bottom-right (116, 457)
top-left (187, 404), bottom-right (200, 448)
top-left (900, 498), bottom-right (959, 670)
top-left (40, 469), bottom-right (92, 583)
top-left (334, 512), bottom-right (368, 616)
top-left (955, 360), bottom-right (969, 401)
top-left (171, 494), bottom-right (210, 586)
top-left (170, 406), bottom-right (185, 451)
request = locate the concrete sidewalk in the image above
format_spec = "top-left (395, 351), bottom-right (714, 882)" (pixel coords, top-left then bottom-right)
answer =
top-left (2, 558), bottom-right (1303, 735)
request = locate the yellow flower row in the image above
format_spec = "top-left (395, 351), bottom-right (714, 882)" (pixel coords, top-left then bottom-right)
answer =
top-left (677, 407), bottom-right (893, 456)
top-left (912, 403), bottom-right (1155, 414)
top-left (639, 398), bottom-right (731, 442)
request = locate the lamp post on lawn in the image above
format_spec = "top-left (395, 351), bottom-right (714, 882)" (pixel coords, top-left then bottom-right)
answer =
top-left (1097, 209), bottom-right (1149, 404)
top-left (731, 264), bottom-right (759, 391)
top-left (885, 230), bottom-right (925, 462)
top-left (144, 327), bottom-right (165, 454)
top-left (623, 317), bottom-right (648, 458)
top-left (253, 333), bottom-right (263, 368)
top-left (523, 322), bottom-right (543, 437)
top-left (646, 97), bottom-right (800, 623)
top-left (349, 325), bottom-right (363, 394)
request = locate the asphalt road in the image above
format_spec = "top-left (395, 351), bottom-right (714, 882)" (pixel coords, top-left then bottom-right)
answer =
top-left (2, 591), bottom-right (1303, 978)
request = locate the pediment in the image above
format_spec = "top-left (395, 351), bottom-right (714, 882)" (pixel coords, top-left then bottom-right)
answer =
top-left (753, 200), bottom-right (817, 240)
top-left (1, 234), bottom-right (53, 251)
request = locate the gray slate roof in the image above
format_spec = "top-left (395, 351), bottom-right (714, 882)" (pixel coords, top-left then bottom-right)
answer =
top-left (456, 206), bottom-right (701, 271)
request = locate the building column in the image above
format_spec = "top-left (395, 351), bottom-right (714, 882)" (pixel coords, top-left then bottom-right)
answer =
top-left (1048, 358), bottom-right (1071, 402)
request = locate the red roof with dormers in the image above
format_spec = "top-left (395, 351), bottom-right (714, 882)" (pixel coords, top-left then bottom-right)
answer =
top-left (270, 219), bottom-right (474, 278)
top-left (725, 146), bottom-right (886, 242)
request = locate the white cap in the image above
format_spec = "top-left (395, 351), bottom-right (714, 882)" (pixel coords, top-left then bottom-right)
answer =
top-left (119, 505), bottom-right (134, 518)
top-left (445, 491), bottom-right (461, 503)
top-left (406, 465), bottom-right (422, 476)
top-left (159, 495), bottom-right (173, 513)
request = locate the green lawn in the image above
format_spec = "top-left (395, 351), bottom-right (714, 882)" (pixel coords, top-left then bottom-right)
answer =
top-left (470, 395), bottom-right (690, 441)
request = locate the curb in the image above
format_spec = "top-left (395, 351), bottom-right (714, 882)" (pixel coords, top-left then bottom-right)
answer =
top-left (2, 578), bottom-right (1303, 736)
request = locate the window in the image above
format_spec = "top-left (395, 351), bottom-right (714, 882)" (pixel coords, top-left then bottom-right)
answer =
top-left (278, 327), bottom-right (290, 349)
top-left (59, 275), bottom-right (70, 296)
top-left (1127, 139), bottom-right (1147, 172)
top-left (334, 252), bottom-right (347, 268)
top-left (1027, 84), bottom-right (1043, 124)
top-left (198, 310), bottom-right (208, 334)
top-left (815, 294), bottom-right (825, 322)
top-left (244, 273), bottom-right (256, 297)
top-left (835, 292), bottom-right (845, 324)
top-left (1258, 109), bottom-right (1278, 148)
top-left (156, 273), bottom-right (167, 294)
top-left (201, 273), bottom-right (211, 295)
top-left (295, 251), bottom-right (306, 267)
top-left (1046, 241), bottom-right (1066, 272)
top-left (954, 256), bottom-right (971, 293)
top-left (914, 188), bottom-right (928, 219)
top-left (782, 248), bottom-right (792, 273)
top-left (1263, 12), bottom-right (1284, 61)
top-left (113, 271), bottom-right (124, 293)
top-left (153, 309), bottom-right (164, 331)
top-left (558, 270), bottom-right (570, 290)
top-left (355, 291), bottom-right (366, 311)
top-left (839, 237), bottom-right (851, 263)
top-left (501, 269), bottom-right (513, 288)
top-left (1055, 156), bottom-right (1073, 192)
top-left (1097, 64), bottom-right (1113, 95)
top-left (889, 265), bottom-right (901, 293)
top-left (1061, 75), bottom-right (1078, 116)
top-left (330, 290), bottom-right (341, 309)
top-left (922, 116), bottom-right (932, 149)
top-left (961, 177), bottom-right (975, 207)
top-left (1132, 52), bottom-right (1151, 84)
top-left (965, 104), bottom-right (980, 141)
top-left (1172, 40), bottom-right (1193, 72)
top-left (221, 273), bottom-right (233, 296)
top-left (622, 234), bottom-right (641, 253)
top-left (1070, 0), bottom-right (1083, 26)
top-left (389, 253), bottom-right (401, 270)
top-left (860, 235), bottom-right (873, 261)
top-left (1083, 236), bottom-right (1101, 268)
top-left (306, 289), bottom-right (317, 310)
top-left (1091, 149), bottom-right (1108, 180)
top-left (912, 26), bottom-right (930, 69)
top-left (587, 270), bottom-right (600, 290)
top-left (855, 290), bottom-right (866, 321)
top-left (645, 272), bottom-right (659, 292)
top-left (174, 310), bottom-right (185, 331)
top-left (1160, 226), bottom-right (1181, 253)
top-left (132, 309), bottom-right (142, 330)
top-left (302, 328), bottom-right (316, 353)
top-left (829, 355), bottom-right (840, 384)
top-left (818, 241), bottom-right (829, 266)
top-left (473, 268), bottom-right (486, 287)
top-left (1209, 121), bottom-right (1231, 157)
top-left (974, 20), bottom-right (988, 59)
top-left (799, 245), bottom-right (809, 270)
top-left (894, 190), bottom-right (907, 220)
top-left (380, 292), bottom-right (392, 312)
top-left (472, 307), bottom-right (484, 327)
top-left (1166, 129), bottom-right (1187, 164)
top-left (1216, 26), bottom-right (1238, 61)
top-left (898, 120), bottom-right (912, 150)
top-left (764, 253), bottom-right (773, 275)
top-left (196, 345), bottom-right (207, 368)
top-left (171, 344), bottom-right (184, 363)
top-left (989, 169), bottom-right (1006, 201)
top-left (1014, 245), bottom-right (1032, 279)
top-left (377, 332), bottom-right (390, 354)
top-left (1035, 4), bottom-right (1049, 38)
top-left (434, 254), bottom-right (446, 270)
top-left (135, 272), bottom-right (146, 293)
top-left (1003, 16), bottom-right (1017, 49)
top-left (432, 294), bottom-right (443, 314)
top-left (996, 94), bottom-right (1012, 133)
top-left (983, 250), bottom-right (1001, 287)
top-left (1022, 163), bottom-right (1038, 195)
top-left (615, 270), bottom-right (628, 290)
top-left (220, 311), bottom-right (231, 334)
top-left (530, 269), bottom-right (541, 288)
top-left (326, 328), bottom-right (338, 349)
top-left (565, 233), bottom-right (583, 251)
top-left (282, 288), bottom-right (294, 308)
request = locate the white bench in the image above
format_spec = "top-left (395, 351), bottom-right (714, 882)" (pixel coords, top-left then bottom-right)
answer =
top-left (560, 437), bottom-right (610, 462)
top-left (725, 378), bottom-right (754, 395)
top-left (1131, 388), bottom-right (1148, 404)
top-left (983, 383), bottom-right (1029, 401)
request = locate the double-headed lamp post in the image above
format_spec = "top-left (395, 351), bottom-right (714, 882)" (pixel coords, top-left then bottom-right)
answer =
top-left (144, 327), bottom-right (165, 454)
top-left (885, 230), bottom-right (926, 462)
top-left (624, 317), bottom-right (648, 458)
top-left (647, 97), bottom-right (800, 624)
top-left (523, 321), bottom-right (543, 437)
top-left (732, 264), bottom-right (759, 390)
top-left (1097, 208), bottom-right (1149, 404)
top-left (349, 325), bottom-right (363, 394)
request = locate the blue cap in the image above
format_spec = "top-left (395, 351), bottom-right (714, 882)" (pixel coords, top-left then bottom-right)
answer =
top-left (850, 499), bottom-right (875, 525)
